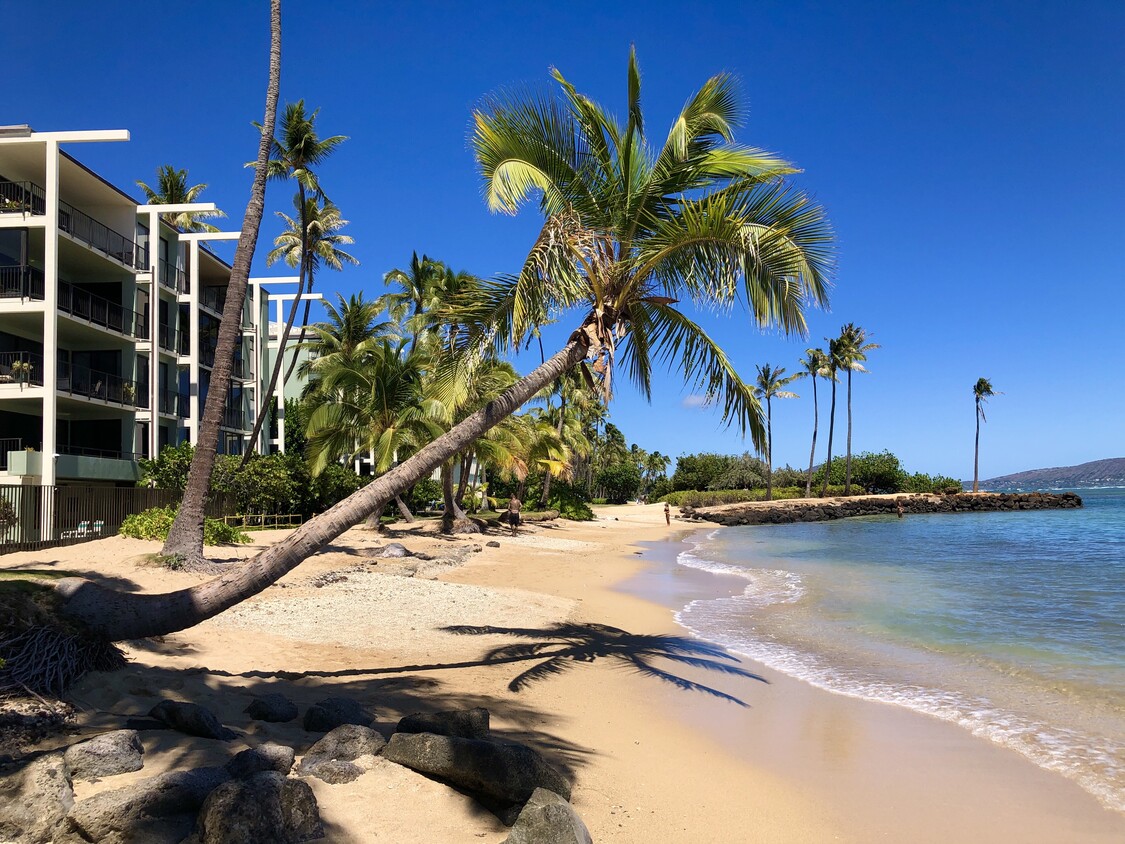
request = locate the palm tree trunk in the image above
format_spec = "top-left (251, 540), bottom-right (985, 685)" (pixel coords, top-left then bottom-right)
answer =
top-left (973, 402), bottom-right (981, 493)
top-left (539, 471), bottom-right (552, 508)
top-left (821, 379), bottom-right (837, 497)
top-left (282, 297), bottom-right (313, 386)
top-left (161, 0), bottom-right (282, 566)
top-left (455, 453), bottom-right (472, 506)
top-left (60, 336), bottom-right (590, 639)
top-left (393, 494), bottom-right (414, 522)
top-left (844, 368), bottom-right (854, 495)
top-left (765, 396), bottom-right (773, 501)
top-left (365, 501), bottom-right (386, 531)
top-left (441, 461), bottom-right (469, 532)
top-left (240, 188), bottom-right (310, 466)
top-left (805, 375), bottom-right (818, 498)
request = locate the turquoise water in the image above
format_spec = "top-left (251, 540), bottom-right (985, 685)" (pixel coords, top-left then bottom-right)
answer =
top-left (672, 489), bottom-right (1125, 813)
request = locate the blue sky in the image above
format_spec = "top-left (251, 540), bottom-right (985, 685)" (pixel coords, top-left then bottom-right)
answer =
top-left (8, 1), bottom-right (1123, 479)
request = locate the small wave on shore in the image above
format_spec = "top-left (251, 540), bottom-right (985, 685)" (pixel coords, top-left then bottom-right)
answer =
top-left (669, 507), bottom-right (1125, 815)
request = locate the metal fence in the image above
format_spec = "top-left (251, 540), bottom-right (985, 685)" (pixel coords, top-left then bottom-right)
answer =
top-left (0, 484), bottom-right (236, 554)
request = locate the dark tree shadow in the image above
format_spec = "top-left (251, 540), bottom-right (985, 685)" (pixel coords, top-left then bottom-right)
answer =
top-left (442, 622), bottom-right (766, 707)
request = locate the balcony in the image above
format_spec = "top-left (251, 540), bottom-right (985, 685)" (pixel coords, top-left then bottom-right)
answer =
top-left (221, 405), bottom-right (245, 430)
top-left (158, 389), bottom-right (189, 418)
top-left (0, 437), bottom-right (21, 471)
top-left (158, 259), bottom-right (188, 293)
top-left (200, 286), bottom-right (226, 314)
top-left (0, 177), bottom-right (147, 270)
top-left (58, 280), bottom-right (148, 339)
top-left (0, 351), bottom-right (44, 386)
top-left (0, 265), bottom-right (46, 300)
top-left (57, 360), bottom-right (143, 408)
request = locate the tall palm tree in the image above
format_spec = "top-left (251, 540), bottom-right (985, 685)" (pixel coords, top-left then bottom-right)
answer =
top-left (380, 253), bottom-right (446, 352)
top-left (972, 377), bottom-right (997, 492)
top-left (753, 364), bottom-right (801, 500)
top-left (136, 165), bottom-right (227, 233)
top-left (241, 197), bottom-right (358, 466)
top-left (296, 291), bottom-right (391, 377)
top-left (819, 335), bottom-right (846, 497)
top-left (797, 348), bottom-right (829, 497)
top-left (240, 104), bottom-right (348, 463)
top-left (161, 0), bottom-right (281, 565)
top-left (839, 323), bottom-right (880, 494)
top-left (62, 51), bottom-right (833, 640)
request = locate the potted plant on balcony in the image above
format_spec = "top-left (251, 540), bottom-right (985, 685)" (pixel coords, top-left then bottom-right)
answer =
top-left (122, 382), bottom-right (136, 404)
top-left (10, 359), bottom-right (32, 387)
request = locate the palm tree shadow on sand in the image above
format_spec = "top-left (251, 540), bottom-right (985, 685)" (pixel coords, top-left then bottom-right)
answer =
top-left (441, 622), bottom-right (767, 707)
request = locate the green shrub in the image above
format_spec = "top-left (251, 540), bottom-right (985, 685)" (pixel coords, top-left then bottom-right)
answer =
top-left (121, 506), bottom-right (249, 545)
top-left (597, 462), bottom-right (642, 504)
top-left (659, 486), bottom-right (847, 508)
top-left (547, 480), bottom-right (594, 521)
top-left (407, 477), bottom-right (442, 513)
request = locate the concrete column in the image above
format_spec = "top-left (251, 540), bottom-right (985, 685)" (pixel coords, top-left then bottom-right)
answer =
top-left (188, 240), bottom-right (200, 443)
top-left (148, 209), bottom-right (160, 461)
top-left (40, 141), bottom-right (59, 538)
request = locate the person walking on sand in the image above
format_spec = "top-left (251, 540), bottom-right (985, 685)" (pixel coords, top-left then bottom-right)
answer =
top-left (507, 495), bottom-right (522, 536)
top-left (664, 502), bottom-right (671, 526)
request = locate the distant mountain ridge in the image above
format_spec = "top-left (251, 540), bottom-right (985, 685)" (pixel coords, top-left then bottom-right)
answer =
top-left (979, 457), bottom-right (1125, 490)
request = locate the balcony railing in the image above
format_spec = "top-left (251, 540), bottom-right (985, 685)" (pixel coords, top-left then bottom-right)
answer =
top-left (158, 389), bottom-right (189, 418)
top-left (0, 179), bottom-right (46, 215)
top-left (200, 286), bottom-right (226, 314)
top-left (58, 280), bottom-right (148, 339)
top-left (57, 360), bottom-right (142, 408)
top-left (58, 444), bottom-right (141, 462)
top-left (158, 259), bottom-right (188, 293)
top-left (0, 437), bottom-right (22, 471)
top-left (58, 199), bottom-right (147, 270)
top-left (0, 351), bottom-right (45, 386)
top-left (0, 265), bottom-right (46, 300)
top-left (221, 406), bottom-right (245, 430)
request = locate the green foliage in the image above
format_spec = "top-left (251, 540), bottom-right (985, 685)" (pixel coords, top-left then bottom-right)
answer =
top-left (648, 477), bottom-right (674, 501)
top-left (406, 477), bottom-right (442, 513)
top-left (770, 465), bottom-right (807, 488)
top-left (671, 453), bottom-right (737, 492)
top-left (121, 507), bottom-right (249, 545)
top-left (546, 479), bottom-right (594, 521)
top-left (283, 397), bottom-right (308, 455)
top-left (213, 453), bottom-right (303, 515)
top-left (596, 462), bottom-right (643, 504)
top-left (0, 498), bottom-right (16, 531)
top-left (709, 454), bottom-right (767, 490)
top-left (138, 442), bottom-right (195, 492)
top-left (902, 472), bottom-right (963, 494)
top-left (660, 486), bottom-right (847, 507)
top-left (813, 451), bottom-right (904, 494)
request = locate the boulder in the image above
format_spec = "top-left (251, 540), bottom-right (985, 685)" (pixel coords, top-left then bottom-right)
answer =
top-left (297, 724), bottom-right (384, 784)
top-left (303, 697), bottom-right (372, 733)
top-left (244, 693), bottom-right (299, 723)
top-left (149, 700), bottom-right (236, 740)
top-left (64, 730), bottom-right (143, 781)
top-left (379, 542), bottom-right (412, 558)
top-left (486, 540), bottom-right (501, 548)
top-left (227, 743), bottom-right (296, 779)
top-left (397, 707), bottom-right (490, 740)
top-left (66, 767), bottom-right (229, 844)
top-left (186, 770), bottom-right (323, 843)
top-left (0, 751), bottom-right (73, 844)
top-left (504, 788), bottom-right (593, 844)
top-left (382, 732), bottom-right (571, 803)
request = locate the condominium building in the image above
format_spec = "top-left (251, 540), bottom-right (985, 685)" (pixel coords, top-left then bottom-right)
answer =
top-left (0, 126), bottom-right (299, 487)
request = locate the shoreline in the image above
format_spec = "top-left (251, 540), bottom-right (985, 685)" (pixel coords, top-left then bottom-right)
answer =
top-left (2, 506), bottom-right (1123, 841)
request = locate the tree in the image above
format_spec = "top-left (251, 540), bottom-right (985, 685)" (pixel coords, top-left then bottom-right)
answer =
top-left (819, 335), bottom-right (846, 497)
top-left (797, 348), bottom-right (829, 497)
top-left (838, 323), bottom-right (880, 494)
top-left (380, 253), bottom-right (446, 353)
top-left (136, 166), bottom-right (227, 233)
top-left (973, 377), bottom-right (997, 492)
top-left (597, 462), bottom-right (643, 504)
top-left (753, 364), bottom-right (800, 500)
top-left (241, 104), bottom-right (349, 463)
top-left (60, 50), bottom-right (832, 640)
top-left (160, 0), bottom-right (282, 566)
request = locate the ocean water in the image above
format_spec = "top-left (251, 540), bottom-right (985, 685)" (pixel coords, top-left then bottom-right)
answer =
top-left (672, 489), bottom-right (1125, 814)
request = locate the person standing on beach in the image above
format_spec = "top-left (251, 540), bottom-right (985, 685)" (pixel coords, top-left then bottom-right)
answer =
top-left (664, 502), bottom-right (671, 526)
top-left (507, 495), bottom-right (522, 536)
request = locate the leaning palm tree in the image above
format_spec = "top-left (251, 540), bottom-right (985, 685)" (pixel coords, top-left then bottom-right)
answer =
top-left (797, 348), bottom-right (830, 497)
top-left (839, 323), bottom-right (880, 494)
top-left (753, 364), bottom-right (801, 500)
top-left (161, 0), bottom-right (281, 565)
top-left (136, 165), bottom-right (227, 233)
top-left (240, 197), bottom-right (358, 466)
top-left (972, 377), bottom-right (997, 492)
top-left (60, 50), bottom-right (833, 641)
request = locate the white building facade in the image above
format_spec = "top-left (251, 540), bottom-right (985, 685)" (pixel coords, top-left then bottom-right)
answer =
top-left (0, 126), bottom-right (299, 487)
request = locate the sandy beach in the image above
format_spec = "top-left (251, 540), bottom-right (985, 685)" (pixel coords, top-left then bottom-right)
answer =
top-left (4, 504), bottom-right (1124, 843)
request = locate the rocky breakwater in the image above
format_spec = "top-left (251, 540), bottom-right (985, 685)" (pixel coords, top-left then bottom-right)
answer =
top-left (684, 492), bottom-right (1083, 527)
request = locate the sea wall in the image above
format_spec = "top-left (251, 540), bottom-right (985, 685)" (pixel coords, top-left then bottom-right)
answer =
top-left (684, 492), bottom-right (1083, 527)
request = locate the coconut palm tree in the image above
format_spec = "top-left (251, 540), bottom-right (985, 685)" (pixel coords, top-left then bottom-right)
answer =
top-left (160, 0), bottom-right (281, 565)
top-left (797, 347), bottom-right (830, 497)
top-left (973, 377), bottom-right (997, 492)
top-left (753, 364), bottom-right (801, 500)
top-left (296, 291), bottom-right (393, 379)
top-left (61, 50), bottom-right (833, 640)
top-left (838, 323), bottom-right (880, 494)
top-left (380, 253), bottom-right (446, 352)
top-left (819, 335), bottom-right (846, 497)
top-left (136, 166), bottom-right (227, 233)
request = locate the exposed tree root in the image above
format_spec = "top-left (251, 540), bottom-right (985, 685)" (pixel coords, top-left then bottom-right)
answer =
top-left (0, 627), bottom-right (127, 698)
